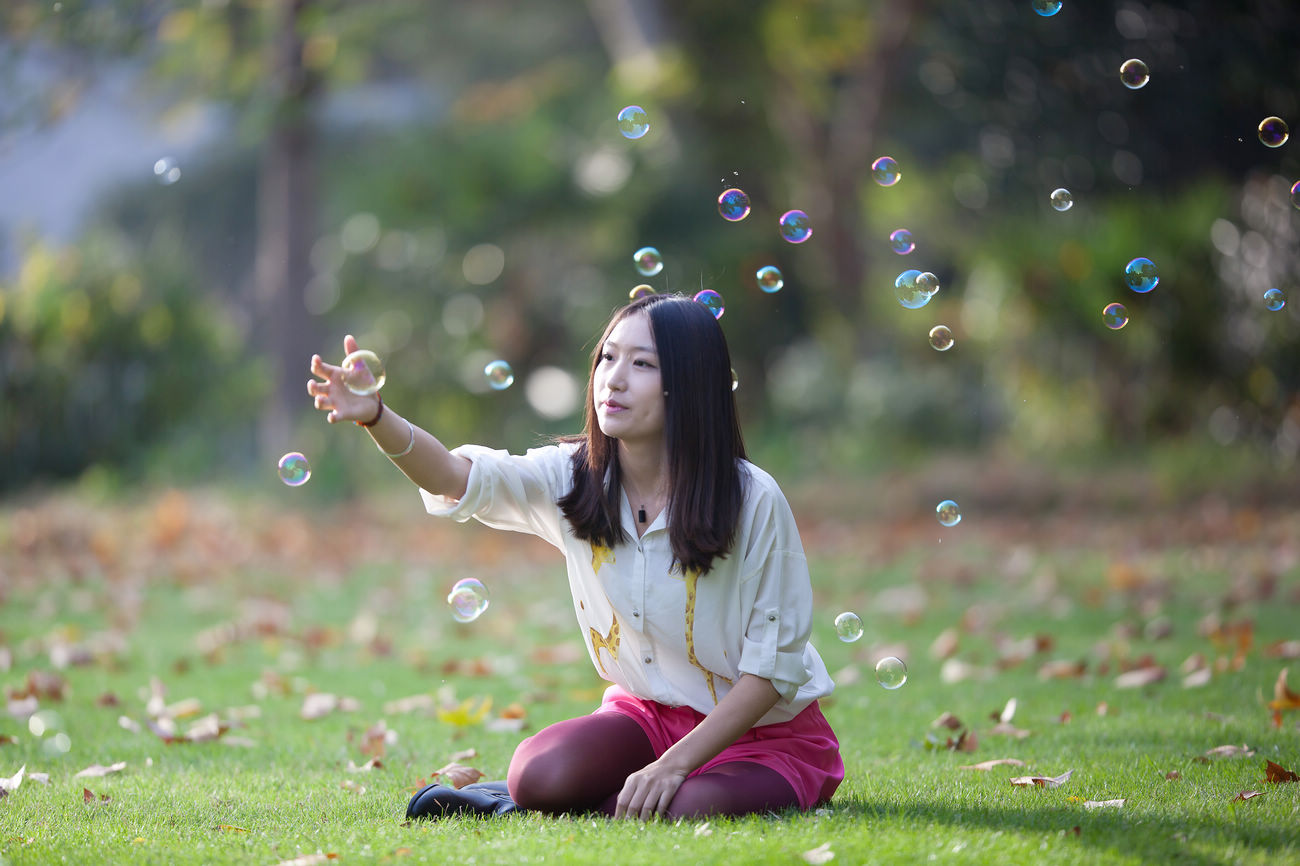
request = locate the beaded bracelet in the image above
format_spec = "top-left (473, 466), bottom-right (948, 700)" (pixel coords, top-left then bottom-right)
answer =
top-left (380, 418), bottom-right (416, 459)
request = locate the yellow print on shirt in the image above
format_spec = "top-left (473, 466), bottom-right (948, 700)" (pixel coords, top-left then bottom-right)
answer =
top-left (591, 542), bottom-right (615, 574)
top-left (589, 613), bottom-right (620, 677)
top-left (683, 569), bottom-right (732, 703)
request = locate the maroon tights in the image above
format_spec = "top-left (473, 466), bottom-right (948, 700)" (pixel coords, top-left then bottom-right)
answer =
top-left (506, 712), bottom-right (800, 818)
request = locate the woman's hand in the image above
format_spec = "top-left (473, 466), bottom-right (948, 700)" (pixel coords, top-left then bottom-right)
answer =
top-left (307, 335), bottom-right (380, 424)
top-left (613, 760), bottom-right (688, 821)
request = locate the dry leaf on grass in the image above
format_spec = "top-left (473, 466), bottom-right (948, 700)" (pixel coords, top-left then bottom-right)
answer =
top-left (1196, 744), bottom-right (1255, 763)
top-left (1233, 790), bottom-right (1263, 801)
top-left (1268, 668), bottom-right (1300, 728)
top-left (74, 761), bottom-right (127, 779)
top-left (1263, 760), bottom-right (1299, 783)
top-left (431, 761), bottom-right (484, 789)
top-left (988, 721), bottom-right (1033, 739)
top-left (82, 787), bottom-right (110, 803)
top-left (800, 842), bottom-right (835, 864)
top-left (1082, 799), bottom-right (1125, 809)
top-left (300, 693), bottom-right (361, 721)
top-left (345, 758), bottom-right (383, 773)
top-left (1010, 769), bottom-right (1073, 788)
top-left (932, 712), bottom-right (963, 730)
top-left (1114, 666), bottom-right (1166, 689)
top-left (383, 694), bottom-right (435, 715)
top-left (959, 758), bottom-right (1027, 771)
top-left (0, 765), bottom-right (25, 796)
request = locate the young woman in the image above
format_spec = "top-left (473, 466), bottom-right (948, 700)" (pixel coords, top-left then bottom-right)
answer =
top-left (308, 293), bottom-right (842, 820)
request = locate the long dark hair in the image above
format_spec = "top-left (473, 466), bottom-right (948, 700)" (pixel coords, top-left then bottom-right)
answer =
top-left (558, 293), bottom-right (747, 575)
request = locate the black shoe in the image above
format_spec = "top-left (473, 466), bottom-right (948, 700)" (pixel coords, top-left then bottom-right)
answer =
top-left (406, 780), bottom-right (521, 819)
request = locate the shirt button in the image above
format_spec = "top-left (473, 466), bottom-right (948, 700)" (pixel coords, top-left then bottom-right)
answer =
top-left (767, 614), bottom-right (777, 622)
top-left (633, 610), bottom-right (640, 618)
top-left (643, 656), bottom-right (652, 664)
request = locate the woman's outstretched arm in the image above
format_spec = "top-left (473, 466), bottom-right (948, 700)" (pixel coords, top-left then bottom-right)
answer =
top-left (308, 334), bottom-right (471, 500)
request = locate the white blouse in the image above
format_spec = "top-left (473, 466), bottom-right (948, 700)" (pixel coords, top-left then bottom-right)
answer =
top-left (420, 442), bottom-right (834, 726)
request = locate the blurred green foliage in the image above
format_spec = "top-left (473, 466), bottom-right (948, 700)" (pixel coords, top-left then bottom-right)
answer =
top-left (1, 0), bottom-right (1298, 495)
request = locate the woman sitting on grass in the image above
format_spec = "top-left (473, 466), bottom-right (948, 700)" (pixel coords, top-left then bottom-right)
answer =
top-left (307, 292), bottom-right (842, 820)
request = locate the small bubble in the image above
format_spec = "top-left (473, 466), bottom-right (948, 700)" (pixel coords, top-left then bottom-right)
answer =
top-left (871, 156), bottom-right (901, 186)
top-left (1259, 116), bottom-right (1289, 148)
top-left (929, 325), bottom-right (954, 351)
top-left (889, 229), bottom-right (915, 255)
top-left (152, 157), bottom-right (181, 185)
top-left (278, 452), bottom-right (311, 487)
top-left (617, 105), bottom-right (650, 140)
top-left (834, 612), bottom-right (864, 643)
top-left (342, 349), bottom-right (386, 395)
top-left (875, 656), bottom-right (908, 690)
top-left (936, 499), bottom-right (961, 527)
top-left (916, 272), bottom-right (940, 296)
top-left (694, 289), bottom-right (725, 319)
top-left (1119, 59), bottom-right (1149, 90)
top-left (778, 210), bottom-right (813, 244)
top-left (1032, 0), bottom-right (1063, 17)
top-left (1124, 257), bottom-right (1159, 293)
top-left (1050, 188), bottom-right (1074, 211)
top-left (895, 269), bottom-right (933, 310)
top-left (1291, 180), bottom-right (1300, 209)
top-left (1102, 302), bottom-right (1129, 329)
top-left (1264, 288), bottom-right (1286, 311)
top-left (756, 265), bottom-right (784, 293)
top-left (447, 578), bottom-right (490, 623)
top-left (629, 284), bottom-right (655, 300)
top-left (484, 360), bottom-right (514, 390)
top-left (717, 188), bottom-right (751, 222)
top-left (633, 246), bottom-right (664, 277)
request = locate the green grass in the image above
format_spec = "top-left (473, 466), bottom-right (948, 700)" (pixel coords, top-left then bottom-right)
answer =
top-left (0, 490), bottom-right (1298, 865)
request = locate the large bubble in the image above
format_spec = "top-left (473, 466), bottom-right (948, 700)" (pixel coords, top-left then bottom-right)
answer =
top-left (756, 266), bottom-right (784, 293)
top-left (717, 188), bottom-right (751, 222)
top-left (629, 284), bottom-right (655, 300)
top-left (1050, 188), bottom-right (1074, 211)
top-left (1264, 288), bottom-right (1286, 311)
top-left (1259, 116), bottom-right (1289, 148)
top-left (617, 105), bottom-right (650, 140)
top-left (778, 210), bottom-right (813, 243)
top-left (834, 612), bottom-right (864, 643)
top-left (447, 578), bottom-right (490, 623)
top-left (278, 452), bottom-right (311, 487)
top-left (484, 360), bottom-right (515, 390)
top-left (936, 499), bottom-right (962, 527)
top-left (342, 349), bottom-right (386, 396)
top-left (1032, 0), bottom-right (1062, 16)
top-left (871, 156), bottom-right (901, 186)
top-left (694, 289), bottom-right (725, 319)
top-left (895, 269), bottom-right (933, 310)
top-left (1124, 257), bottom-right (1159, 293)
top-left (1119, 59), bottom-right (1150, 90)
top-left (875, 657), bottom-right (908, 689)
top-left (929, 325), bottom-right (954, 351)
top-left (1102, 302), bottom-right (1129, 329)
top-left (889, 229), bottom-right (915, 255)
top-left (633, 246), bottom-right (664, 277)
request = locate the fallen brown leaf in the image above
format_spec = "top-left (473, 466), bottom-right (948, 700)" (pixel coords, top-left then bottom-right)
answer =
top-left (0, 765), bottom-right (25, 795)
top-left (959, 758), bottom-right (1027, 771)
top-left (988, 721), bottom-right (1033, 739)
top-left (1268, 668), bottom-right (1300, 728)
top-left (1196, 744), bottom-right (1255, 763)
top-left (431, 761), bottom-right (484, 789)
top-left (74, 761), bottom-right (127, 779)
top-left (1114, 666), bottom-right (1166, 689)
top-left (1232, 790), bottom-right (1263, 801)
top-left (1165, 770), bottom-right (1181, 780)
top-left (932, 712), bottom-right (964, 730)
top-left (1010, 769), bottom-right (1073, 788)
top-left (1037, 660), bottom-right (1087, 679)
top-left (1264, 640), bottom-right (1300, 659)
top-left (448, 748), bottom-right (478, 763)
top-left (1263, 760), bottom-right (1299, 783)
top-left (1082, 799), bottom-right (1125, 809)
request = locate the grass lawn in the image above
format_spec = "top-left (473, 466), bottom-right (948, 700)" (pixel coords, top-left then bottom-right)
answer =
top-left (0, 485), bottom-right (1297, 865)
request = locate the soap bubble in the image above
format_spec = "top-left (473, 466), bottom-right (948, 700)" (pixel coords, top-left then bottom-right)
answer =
top-left (916, 272), bottom-right (940, 296)
top-left (1124, 257), bottom-right (1159, 293)
top-left (1259, 116), bottom-right (1289, 148)
top-left (153, 157), bottom-right (181, 185)
top-left (633, 246), bottom-right (663, 277)
top-left (929, 325), bottom-right (954, 351)
top-left (484, 360), bottom-right (515, 390)
top-left (629, 284), bottom-right (655, 300)
top-left (694, 289), bottom-right (725, 319)
top-left (834, 611), bottom-right (864, 643)
top-left (756, 266), bottom-right (784, 293)
top-left (1291, 180), bottom-right (1300, 209)
top-left (936, 499), bottom-right (961, 527)
top-left (871, 156), bottom-right (901, 186)
top-left (1102, 302), bottom-right (1129, 329)
top-left (895, 269), bottom-right (933, 310)
top-left (875, 656), bottom-right (908, 690)
top-left (342, 349), bottom-right (386, 396)
top-left (1050, 188), bottom-right (1073, 211)
top-left (778, 210), bottom-right (813, 243)
top-left (1032, 0), bottom-right (1062, 16)
top-left (889, 229), bottom-right (915, 255)
top-left (1264, 288), bottom-right (1286, 311)
top-left (277, 452), bottom-right (311, 487)
top-left (717, 188), bottom-right (751, 222)
top-left (617, 105), bottom-right (649, 140)
top-left (447, 578), bottom-right (490, 623)
top-left (1119, 59), bottom-right (1149, 90)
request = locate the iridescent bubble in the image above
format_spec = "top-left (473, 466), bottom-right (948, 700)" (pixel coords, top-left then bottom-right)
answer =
top-left (484, 360), bottom-right (515, 390)
top-left (1264, 288), bottom-right (1286, 311)
top-left (717, 188), bottom-right (751, 222)
top-left (889, 229), bottom-right (915, 255)
top-left (871, 156), bottom-right (901, 187)
top-left (633, 246), bottom-right (664, 277)
top-left (1050, 188), bottom-right (1074, 211)
top-left (629, 284), bottom-right (655, 300)
top-left (447, 577), bottom-right (490, 623)
top-left (617, 105), bottom-right (650, 140)
top-left (936, 499), bottom-right (961, 527)
top-left (1259, 116), bottom-right (1289, 148)
top-left (916, 272), bottom-right (940, 296)
top-left (342, 349), bottom-right (386, 396)
top-left (895, 269), bottom-right (932, 310)
top-left (778, 210), bottom-right (813, 244)
top-left (152, 157), bottom-right (181, 185)
top-left (1032, 0), bottom-right (1062, 17)
top-left (278, 452), bottom-right (311, 487)
top-left (1291, 180), bottom-right (1300, 209)
top-left (875, 656), bottom-right (908, 690)
top-left (1124, 257), bottom-right (1159, 293)
top-left (834, 611), bottom-right (864, 643)
top-left (1102, 302), bottom-right (1129, 330)
top-left (694, 289), bottom-right (725, 319)
top-left (756, 265), bottom-right (784, 293)
top-left (929, 325), bottom-right (954, 351)
top-left (1119, 58), bottom-right (1150, 90)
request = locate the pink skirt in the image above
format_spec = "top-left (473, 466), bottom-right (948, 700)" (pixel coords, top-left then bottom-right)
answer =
top-left (594, 685), bottom-right (844, 810)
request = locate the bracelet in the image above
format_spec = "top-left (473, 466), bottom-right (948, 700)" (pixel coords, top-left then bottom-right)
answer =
top-left (379, 418), bottom-right (416, 459)
top-left (357, 394), bottom-right (384, 428)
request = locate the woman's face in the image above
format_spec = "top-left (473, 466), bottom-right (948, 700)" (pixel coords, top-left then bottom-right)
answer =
top-left (593, 312), bottom-right (666, 448)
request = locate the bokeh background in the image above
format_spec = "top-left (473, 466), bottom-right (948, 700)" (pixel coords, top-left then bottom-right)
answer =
top-left (2, 0), bottom-right (1298, 508)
